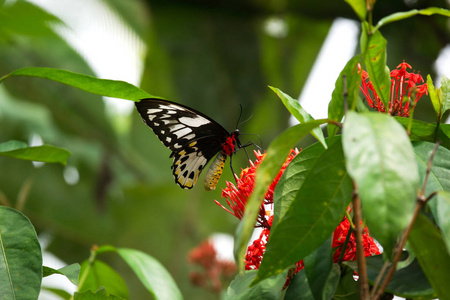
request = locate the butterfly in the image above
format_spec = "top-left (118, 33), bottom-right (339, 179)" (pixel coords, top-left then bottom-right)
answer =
top-left (135, 98), bottom-right (246, 190)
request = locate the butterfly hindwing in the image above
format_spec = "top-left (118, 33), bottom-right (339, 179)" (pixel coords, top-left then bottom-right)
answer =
top-left (135, 98), bottom-right (232, 189)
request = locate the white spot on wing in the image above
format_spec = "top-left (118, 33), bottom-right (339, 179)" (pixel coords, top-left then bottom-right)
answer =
top-left (174, 127), bottom-right (192, 138)
top-left (159, 104), bottom-right (185, 111)
top-left (147, 108), bottom-right (162, 114)
top-left (184, 133), bottom-right (195, 140)
top-left (169, 124), bottom-right (184, 131)
top-left (166, 136), bottom-right (172, 143)
top-left (179, 116), bottom-right (210, 127)
top-left (148, 115), bottom-right (157, 121)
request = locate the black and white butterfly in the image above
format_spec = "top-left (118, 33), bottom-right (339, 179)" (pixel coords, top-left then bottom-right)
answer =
top-left (135, 98), bottom-right (247, 190)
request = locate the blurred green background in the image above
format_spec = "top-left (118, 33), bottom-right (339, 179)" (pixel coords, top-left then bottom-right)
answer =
top-left (0, 0), bottom-right (449, 298)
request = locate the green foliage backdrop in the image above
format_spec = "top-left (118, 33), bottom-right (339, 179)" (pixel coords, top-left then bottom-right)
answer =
top-left (0, 0), bottom-right (449, 298)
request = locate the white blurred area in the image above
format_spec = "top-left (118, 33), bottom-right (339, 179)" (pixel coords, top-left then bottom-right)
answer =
top-left (28, 0), bottom-right (146, 116)
top-left (295, 18), bottom-right (359, 122)
top-left (23, 0), bottom-right (449, 297)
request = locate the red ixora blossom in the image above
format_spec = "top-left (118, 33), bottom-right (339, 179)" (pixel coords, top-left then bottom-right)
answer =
top-left (215, 149), bottom-right (299, 228)
top-left (215, 150), bottom-right (380, 286)
top-left (332, 216), bottom-right (381, 262)
top-left (188, 240), bottom-right (237, 293)
top-left (360, 61), bottom-right (428, 117)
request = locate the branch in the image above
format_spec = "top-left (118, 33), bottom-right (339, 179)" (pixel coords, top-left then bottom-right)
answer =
top-left (352, 181), bottom-right (369, 300)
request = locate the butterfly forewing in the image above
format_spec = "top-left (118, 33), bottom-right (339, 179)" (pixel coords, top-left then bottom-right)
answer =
top-left (135, 98), bottom-right (232, 189)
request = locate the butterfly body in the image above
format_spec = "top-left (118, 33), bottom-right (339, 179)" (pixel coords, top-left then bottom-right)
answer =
top-left (135, 98), bottom-right (240, 190)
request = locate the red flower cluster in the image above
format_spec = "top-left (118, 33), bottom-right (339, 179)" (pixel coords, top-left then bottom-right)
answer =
top-left (360, 61), bottom-right (428, 117)
top-left (215, 149), bottom-right (299, 228)
top-left (215, 150), bottom-right (380, 278)
top-left (332, 216), bottom-right (380, 262)
top-left (188, 240), bottom-right (237, 293)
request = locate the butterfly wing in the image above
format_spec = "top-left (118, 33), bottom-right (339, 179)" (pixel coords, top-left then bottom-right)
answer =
top-left (135, 98), bottom-right (231, 189)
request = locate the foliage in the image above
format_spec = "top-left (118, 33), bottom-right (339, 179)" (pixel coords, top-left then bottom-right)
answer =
top-left (0, 0), bottom-right (450, 299)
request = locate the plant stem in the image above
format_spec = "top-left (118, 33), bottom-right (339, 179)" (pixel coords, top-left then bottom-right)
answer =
top-left (352, 181), bottom-right (369, 300)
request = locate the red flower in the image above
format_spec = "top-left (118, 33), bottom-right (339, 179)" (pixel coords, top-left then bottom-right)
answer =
top-left (359, 61), bottom-right (428, 117)
top-left (188, 240), bottom-right (237, 293)
top-left (332, 216), bottom-right (381, 262)
top-left (214, 149), bottom-right (380, 289)
top-left (215, 149), bottom-right (299, 228)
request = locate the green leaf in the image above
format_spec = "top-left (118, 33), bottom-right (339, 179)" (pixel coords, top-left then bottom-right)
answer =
top-left (74, 287), bottom-right (125, 300)
top-left (440, 75), bottom-right (450, 114)
top-left (116, 248), bottom-right (183, 300)
top-left (234, 119), bottom-right (328, 270)
top-left (427, 75), bottom-right (441, 118)
top-left (374, 7), bottom-right (450, 31)
top-left (332, 268), bottom-right (359, 300)
top-left (344, 0), bottom-right (367, 20)
top-left (0, 1), bottom-right (62, 38)
top-left (435, 191), bottom-right (450, 254)
top-left (255, 138), bottom-right (351, 282)
top-left (408, 213), bottom-right (450, 300)
top-left (413, 142), bottom-right (450, 246)
top-left (270, 86), bottom-right (327, 149)
top-left (0, 140), bottom-right (70, 165)
top-left (343, 112), bottom-right (419, 258)
top-left (327, 55), bottom-right (361, 139)
top-left (285, 266), bottom-right (339, 300)
top-left (0, 206), bottom-right (42, 300)
top-left (361, 29), bottom-right (390, 108)
top-left (273, 139), bottom-right (329, 227)
top-left (0, 67), bottom-right (155, 101)
top-left (41, 287), bottom-right (72, 299)
top-left (227, 270), bottom-right (288, 300)
top-left (303, 238), bottom-right (333, 300)
top-left (345, 254), bottom-right (436, 298)
top-left (78, 260), bottom-right (129, 299)
top-left (284, 269), bottom-right (314, 300)
top-left (43, 263), bottom-right (80, 285)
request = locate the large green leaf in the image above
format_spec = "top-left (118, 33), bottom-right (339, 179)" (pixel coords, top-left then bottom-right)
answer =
top-left (0, 206), bottom-right (42, 300)
top-left (78, 260), bottom-right (128, 299)
top-left (227, 270), bottom-right (288, 300)
top-left (408, 213), bottom-right (450, 300)
top-left (116, 248), bottom-right (183, 300)
top-left (327, 55), bottom-right (361, 139)
top-left (255, 138), bottom-right (351, 282)
top-left (270, 86), bottom-right (327, 149)
top-left (234, 119), bottom-right (328, 270)
top-left (0, 140), bottom-right (70, 165)
top-left (0, 0), bottom-right (62, 38)
top-left (343, 112), bottom-right (419, 258)
top-left (0, 67), bottom-right (155, 101)
top-left (272, 139), bottom-right (329, 227)
top-left (361, 28), bottom-right (390, 108)
top-left (413, 141), bottom-right (450, 248)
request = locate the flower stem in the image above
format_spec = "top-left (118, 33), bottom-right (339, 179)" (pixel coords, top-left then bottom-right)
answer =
top-left (352, 181), bottom-right (369, 300)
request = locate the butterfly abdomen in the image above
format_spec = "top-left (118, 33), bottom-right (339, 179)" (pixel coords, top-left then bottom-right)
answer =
top-left (204, 152), bottom-right (227, 191)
